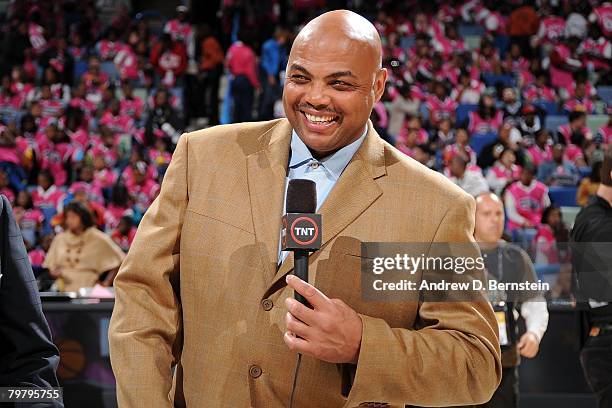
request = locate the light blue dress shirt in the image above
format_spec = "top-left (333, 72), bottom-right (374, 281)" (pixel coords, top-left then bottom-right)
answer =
top-left (278, 126), bottom-right (367, 263)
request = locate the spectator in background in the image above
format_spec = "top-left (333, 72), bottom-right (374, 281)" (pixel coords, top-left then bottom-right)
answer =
top-left (111, 215), bottom-right (136, 253)
top-left (537, 143), bottom-right (580, 186)
top-left (597, 107), bottom-right (612, 145)
top-left (478, 121), bottom-right (525, 170)
top-left (258, 27), bottom-right (289, 121)
top-left (448, 154), bottom-right (490, 197)
top-left (43, 201), bottom-right (124, 292)
top-left (13, 189), bottom-right (44, 248)
top-left (501, 87), bottom-right (523, 122)
top-left (507, 0), bottom-right (540, 58)
top-left (395, 115), bottom-right (428, 157)
top-left (558, 109), bottom-right (593, 145)
top-left (451, 70), bottom-right (485, 105)
top-left (443, 126), bottom-right (477, 168)
top-left (0, 168), bottom-right (14, 203)
top-left (577, 160), bottom-right (603, 206)
top-left (526, 129), bottom-right (553, 167)
top-left (517, 104), bottom-right (542, 141)
top-left (387, 82), bottom-right (420, 142)
top-left (505, 163), bottom-right (551, 233)
top-left (534, 205), bottom-right (570, 266)
top-left (226, 33), bottom-right (260, 122)
top-left (164, 5), bottom-right (195, 61)
top-left (473, 192), bottom-right (549, 408)
top-left (486, 148), bottom-right (522, 195)
top-left (571, 145), bottom-right (612, 408)
top-left (425, 80), bottom-right (456, 129)
top-left (150, 33), bottom-right (188, 87)
top-left (468, 94), bottom-right (504, 135)
top-left (145, 89), bottom-right (183, 147)
top-left (198, 24), bottom-right (224, 126)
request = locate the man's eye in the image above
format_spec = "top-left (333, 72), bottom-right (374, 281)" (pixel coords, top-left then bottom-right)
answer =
top-left (291, 75), bottom-right (308, 82)
top-left (331, 80), bottom-right (352, 89)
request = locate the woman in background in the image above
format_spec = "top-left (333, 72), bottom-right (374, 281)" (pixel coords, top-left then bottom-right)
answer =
top-left (43, 201), bottom-right (124, 292)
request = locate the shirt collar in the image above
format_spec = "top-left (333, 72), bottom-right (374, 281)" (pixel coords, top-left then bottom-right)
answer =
top-left (289, 126), bottom-right (368, 180)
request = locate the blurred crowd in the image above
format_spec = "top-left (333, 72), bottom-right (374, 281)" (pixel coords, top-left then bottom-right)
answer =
top-left (0, 0), bottom-right (610, 290)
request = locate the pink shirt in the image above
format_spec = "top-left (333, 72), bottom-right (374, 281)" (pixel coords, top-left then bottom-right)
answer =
top-left (593, 4), bottom-right (612, 38)
top-left (523, 84), bottom-right (556, 102)
top-left (425, 95), bottom-right (457, 125)
top-left (0, 187), bottom-right (14, 203)
top-left (28, 248), bottom-right (46, 267)
top-left (226, 42), bottom-right (260, 88)
top-left (506, 181), bottom-right (549, 231)
top-left (120, 96), bottom-right (144, 119)
top-left (598, 125), bottom-right (612, 144)
top-left (537, 16), bottom-right (565, 45)
top-left (105, 204), bottom-right (132, 231)
top-left (94, 168), bottom-right (118, 190)
top-left (526, 144), bottom-right (552, 166)
top-left (0, 145), bottom-right (19, 164)
top-left (164, 19), bottom-right (193, 44)
top-left (468, 110), bottom-right (503, 135)
top-left (37, 140), bottom-right (73, 186)
top-left (32, 185), bottom-right (64, 212)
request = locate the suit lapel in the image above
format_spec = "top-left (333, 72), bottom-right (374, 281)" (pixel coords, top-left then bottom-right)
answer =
top-left (247, 120), bottom-right (292, 279)
top-left (262, 123), bottom-right (387, 298)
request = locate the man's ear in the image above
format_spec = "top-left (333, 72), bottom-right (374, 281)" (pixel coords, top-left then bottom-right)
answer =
top-left (373, 68), bottom-right (388, 102)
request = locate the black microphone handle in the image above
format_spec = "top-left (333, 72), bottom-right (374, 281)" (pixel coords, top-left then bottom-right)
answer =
top-left (293, 249), bottom-right (311, 308)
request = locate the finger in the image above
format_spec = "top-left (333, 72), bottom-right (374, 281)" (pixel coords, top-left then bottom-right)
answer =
top-left (285, 312), bottom-right (313, 340)
top-left (283, 331), bottom-right (312, 355)
top-left (285, 297), bottom-right (317, 326)
top-left (286, 274), bottom-right (329, 310)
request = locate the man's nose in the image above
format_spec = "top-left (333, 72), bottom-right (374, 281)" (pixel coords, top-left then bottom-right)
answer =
top-left (304, 82), bottom-right (331, 108)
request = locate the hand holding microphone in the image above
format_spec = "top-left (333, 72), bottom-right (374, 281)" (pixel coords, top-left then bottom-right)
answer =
top-left (281, 179), bottom-right (362, 365)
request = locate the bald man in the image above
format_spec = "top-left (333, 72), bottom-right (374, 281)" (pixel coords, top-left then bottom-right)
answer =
top-left (474, 192), bottom-right (549, 408)
top-left (110, 10), bottom-right (501, 407)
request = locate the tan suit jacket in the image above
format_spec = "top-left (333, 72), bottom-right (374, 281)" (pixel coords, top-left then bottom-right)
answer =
top-left (109, 119), bottom-right (501, 407)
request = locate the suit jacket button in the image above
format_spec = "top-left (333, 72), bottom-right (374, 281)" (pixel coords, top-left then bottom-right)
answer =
top-left (261, 299), bottom-right (273, 311)
top-left (249, 365), bottom-right (262, 378)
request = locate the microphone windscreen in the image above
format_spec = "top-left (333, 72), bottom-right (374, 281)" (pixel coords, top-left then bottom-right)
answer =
top-left (286, 179), bottom-right (317, 213)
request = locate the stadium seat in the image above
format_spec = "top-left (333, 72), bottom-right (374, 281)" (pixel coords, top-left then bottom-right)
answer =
top-left (596, 86), bottom-right (612, 104)
top-left (587, 114), bottom-right (608, 135)
top-left (548, 186), bottom-right (578, 206)
top-left (456, 103), bottom-right (478, 125)
top-left (469, 132), bottom-right (498, 156)
top-left (482, 73), bottom-right (515, 88)
top-left (545, 115), bottom-right (567, 133)
top-left (535, 101), bottom-right (561, 115)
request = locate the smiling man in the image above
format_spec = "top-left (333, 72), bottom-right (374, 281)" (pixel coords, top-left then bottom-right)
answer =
top-left (109, 10), bottom-right (501, 408)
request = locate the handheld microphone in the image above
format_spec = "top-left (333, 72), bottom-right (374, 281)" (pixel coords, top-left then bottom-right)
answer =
top-left (282, 179), bottom-right (322, 307)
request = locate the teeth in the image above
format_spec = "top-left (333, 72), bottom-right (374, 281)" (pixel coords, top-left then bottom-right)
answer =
top-left (304, 112), bottom-right (336, 123)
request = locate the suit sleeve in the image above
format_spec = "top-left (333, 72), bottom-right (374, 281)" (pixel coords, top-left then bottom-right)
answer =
top-left (109, 134), bottom-right (190, 407)
top-left (0, 195), bottom-right (64, 408)
top-left (345, 193), bottom-right (502, 407)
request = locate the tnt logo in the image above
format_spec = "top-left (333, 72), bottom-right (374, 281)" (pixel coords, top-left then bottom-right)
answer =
top-left (282, 213), bottom-right (322, 250)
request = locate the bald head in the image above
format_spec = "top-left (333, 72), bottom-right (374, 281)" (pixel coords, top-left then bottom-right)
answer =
top-left (292, 10), bottom-right (382, 69)
top-left (282, 10), bottom-right (387, 158)
top-left (474, 192), bottom-right (505, 244)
